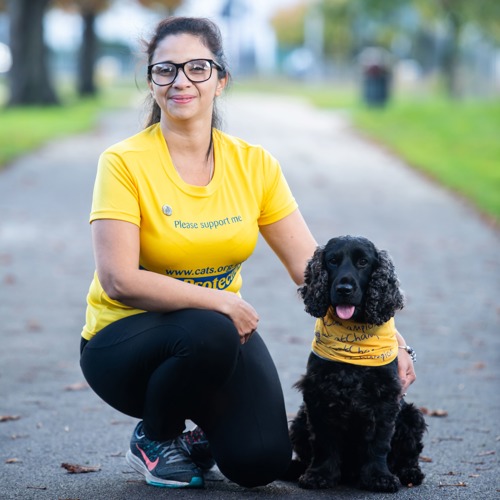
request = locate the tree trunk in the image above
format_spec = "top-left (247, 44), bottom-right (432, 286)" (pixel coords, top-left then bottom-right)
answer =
top-left (441, 6), bottom-right (462, 99)
top-left (78, 10), bottom-right (98, 97)
top-left (7, 0), bottom-right (59, 106)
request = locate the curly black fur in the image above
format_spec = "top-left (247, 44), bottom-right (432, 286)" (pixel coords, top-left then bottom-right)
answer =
top-left (288, 236), bottom-right (426, 493)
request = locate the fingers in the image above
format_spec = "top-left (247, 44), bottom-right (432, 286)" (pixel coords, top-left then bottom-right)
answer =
top-left (240, 328), bottom-right (256, 345)
top-left (397, 348), bottom-right (416, 394)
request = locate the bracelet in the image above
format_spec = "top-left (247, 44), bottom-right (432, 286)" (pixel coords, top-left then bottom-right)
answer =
top-left (398, 345), bottom-right (416, 363)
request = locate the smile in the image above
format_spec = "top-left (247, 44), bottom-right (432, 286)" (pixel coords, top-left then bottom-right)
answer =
top-left (170, 95), bottom-right (195, 104)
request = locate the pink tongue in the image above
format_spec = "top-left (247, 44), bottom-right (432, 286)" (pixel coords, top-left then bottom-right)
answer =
top-left (336, 305), bottom-right (355, 320)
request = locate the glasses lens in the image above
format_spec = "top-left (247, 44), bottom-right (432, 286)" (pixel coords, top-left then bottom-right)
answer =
top-left (185, 60), bottom-right (212, 82)
top-left (151, 63), bottom-right (176, 85)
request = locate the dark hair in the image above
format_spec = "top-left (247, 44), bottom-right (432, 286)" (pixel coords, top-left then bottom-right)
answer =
top-left (143, 17), bottom-right (229, 130)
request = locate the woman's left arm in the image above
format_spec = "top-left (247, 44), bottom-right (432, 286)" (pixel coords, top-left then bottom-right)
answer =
top-left (259, 208), bottom-right (317, 285)
top-left (396, 331), bottom-right (416, 393)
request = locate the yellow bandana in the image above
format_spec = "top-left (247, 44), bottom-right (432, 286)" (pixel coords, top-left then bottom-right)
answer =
top-left (311, 308), bottom-right (398, 366)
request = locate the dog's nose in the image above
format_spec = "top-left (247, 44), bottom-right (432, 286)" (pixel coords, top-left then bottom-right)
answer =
top-left (336, 283), bottom-right (354, 296)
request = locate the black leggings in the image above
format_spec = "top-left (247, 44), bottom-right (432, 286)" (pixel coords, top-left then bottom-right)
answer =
top-left (80, 309), bottom-right (291, 487)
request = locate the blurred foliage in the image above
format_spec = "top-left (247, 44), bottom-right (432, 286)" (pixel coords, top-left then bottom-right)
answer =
top-left (270, 3), bottom-right (309, 47)
top-left (56, 0), bottom-right (110, 12)
top-left (272, 0), bottom-right (500, 98)
top-left (137, 0), bottom-right (183, 13)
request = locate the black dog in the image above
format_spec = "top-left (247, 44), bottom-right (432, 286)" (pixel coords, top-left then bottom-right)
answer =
top-left (288, 235), bottom-right (426, 493)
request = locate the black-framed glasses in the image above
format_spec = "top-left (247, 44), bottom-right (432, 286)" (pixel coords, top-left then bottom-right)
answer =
top-left (148, 58), bottom-right (224, 86)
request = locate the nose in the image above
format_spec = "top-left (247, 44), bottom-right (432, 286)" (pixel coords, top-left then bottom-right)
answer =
top-left (336, 282), bottom-right (354, 296)
top-left (172, 67), bottom-right (191, 86)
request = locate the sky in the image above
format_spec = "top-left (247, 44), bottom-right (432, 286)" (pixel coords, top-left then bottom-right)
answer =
top-left (44, 0), bottom-right (303, 50)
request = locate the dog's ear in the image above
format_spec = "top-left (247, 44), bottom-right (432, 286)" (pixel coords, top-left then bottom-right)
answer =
top-left (364, 249), bottom-right (405, 325)
top-left (298, 246), bottom-right (330, 318)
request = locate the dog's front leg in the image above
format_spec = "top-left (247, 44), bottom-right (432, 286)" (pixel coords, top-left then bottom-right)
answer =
top-left (359, 418), bottom-right (400, 493)
top-left (298, 402), bottom-right (341, 489)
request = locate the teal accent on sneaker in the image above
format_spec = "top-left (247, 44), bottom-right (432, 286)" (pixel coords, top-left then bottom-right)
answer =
top-left (126, 421), bottom-right (204, 488)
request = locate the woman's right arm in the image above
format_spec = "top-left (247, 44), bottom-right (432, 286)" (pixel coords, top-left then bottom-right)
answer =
top-left (92, 219), bottom-right (258, 341)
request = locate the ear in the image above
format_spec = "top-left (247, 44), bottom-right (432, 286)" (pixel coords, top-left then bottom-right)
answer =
top-left (215, 74), bottom-right (228, 97)
top-left (148, 80), bottom-right (156, 98)
top-left (364, 250), bottom-right (405, 325)
top-left (298, 246), bottom-right (330, 318)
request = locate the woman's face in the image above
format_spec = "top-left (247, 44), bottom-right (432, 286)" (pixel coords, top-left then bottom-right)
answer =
top-left (149, 33), bottom-right (227, 126)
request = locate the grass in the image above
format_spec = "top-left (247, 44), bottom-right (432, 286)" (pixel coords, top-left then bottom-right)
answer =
top-left (234, 77), bottom-right (500, 223)
top-left (351, 98), bottom-right (500, 223)
top-left (0, 81), bottom-right (142, 168)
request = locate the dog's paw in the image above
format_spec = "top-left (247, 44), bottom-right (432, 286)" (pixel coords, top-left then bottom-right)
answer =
top-left (360, 472), bottom-right (400, 493)
top-left (279, 459), bottom-right (306, 482)
top-left (298, 468), bottom-right (339, 490)
top-left (398, 466), bottom-right (425, 487)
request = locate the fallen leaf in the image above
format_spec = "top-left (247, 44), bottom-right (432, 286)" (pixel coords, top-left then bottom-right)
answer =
top-left (477, 450), bottom-right (495, 457)
top-left (3, 274), bottom-right (16, 285)
top-left (5, 458), bottom-right (21, 464)
top-left (420, 407), bottom-right (448, 417)
top-left (64, 381), bottom-right (89, 392)
top-left (26, 319), bottom-right (42, 332)
top-left (438, 482), bottom-right (467, 488)
top-left (0, 415), bottom-right (21, 422)
top-left (10, 433), bottom-right (29, 440)
top-left (436, 436), bottom-right (463, 442)
top-left (61, 463), bottom-right (101, 474)
top-left (419, 456), bottom-right (433, 463)
top-left (465, 427), bottom-right (490, 434)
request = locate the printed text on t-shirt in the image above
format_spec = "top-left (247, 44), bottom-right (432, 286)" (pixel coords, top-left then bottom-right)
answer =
top-left (174, 215), bottom-right (243, 230)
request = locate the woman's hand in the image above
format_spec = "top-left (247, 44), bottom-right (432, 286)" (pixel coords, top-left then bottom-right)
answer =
top-left (398, 348), bottom-right (416, 394)
top-left (395, 331), bottom-right (416, 394)
top-left (220, 292), bottom-right (259, 344)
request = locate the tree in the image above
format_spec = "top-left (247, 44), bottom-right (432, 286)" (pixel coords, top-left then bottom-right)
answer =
top-left (56, 0), bottom-right (112, 97)
top-left (271, 2), bottom-right (309, 49)
top-left (7, 0), bottom-right (59, 105)
top-left (416, 0), bottom-right (500, 97)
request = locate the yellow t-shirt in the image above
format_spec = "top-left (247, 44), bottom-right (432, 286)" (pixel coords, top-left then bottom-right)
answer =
top-left (312, 309), bottom-right (398, 366)
top-left (81, 124), bottom-right (298, 340)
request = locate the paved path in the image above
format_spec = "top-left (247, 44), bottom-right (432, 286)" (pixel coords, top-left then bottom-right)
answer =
top-left (1, 93), bottom-right (499, 499)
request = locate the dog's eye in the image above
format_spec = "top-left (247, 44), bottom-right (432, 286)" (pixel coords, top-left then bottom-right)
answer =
top-left (328, 258), bottom-right (338, 266)
top-left (358, 258), bottom-right (368, 267)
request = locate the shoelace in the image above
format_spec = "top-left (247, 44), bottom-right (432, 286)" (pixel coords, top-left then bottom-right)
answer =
top-left (158, 438), bottom-right (190, 465)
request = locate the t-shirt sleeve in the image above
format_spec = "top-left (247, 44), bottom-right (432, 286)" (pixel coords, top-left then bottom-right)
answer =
top-left (257, 151), bottom-right (298, 226)
top-left (89, 150), bottom-right (141, 226)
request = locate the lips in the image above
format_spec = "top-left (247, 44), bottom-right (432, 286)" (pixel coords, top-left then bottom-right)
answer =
top-left (170, 95), bottom-right (195, 104)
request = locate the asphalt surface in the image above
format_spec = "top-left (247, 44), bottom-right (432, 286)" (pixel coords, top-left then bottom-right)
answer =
top-left (1, 92), bottom-right (499, 500)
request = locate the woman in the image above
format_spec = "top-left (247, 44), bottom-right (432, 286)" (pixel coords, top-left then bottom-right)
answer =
top-left (80, 16), bottom-right (416, 489)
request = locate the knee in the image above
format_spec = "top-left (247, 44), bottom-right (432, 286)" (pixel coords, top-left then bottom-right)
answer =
top-left (182, 310), bottom-right (241, 381)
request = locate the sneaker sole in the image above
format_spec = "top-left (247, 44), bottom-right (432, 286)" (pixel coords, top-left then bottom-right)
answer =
top-left (125, 450), bottom-right (204, 488)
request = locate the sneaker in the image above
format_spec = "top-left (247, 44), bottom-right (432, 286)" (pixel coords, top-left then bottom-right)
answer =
top-left (180, 426), bottom-right (215, 471)
top-left (126, 421), bottom-right (204, 488)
